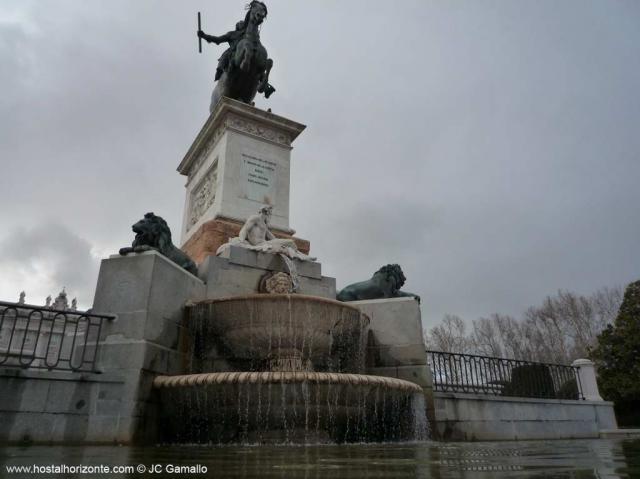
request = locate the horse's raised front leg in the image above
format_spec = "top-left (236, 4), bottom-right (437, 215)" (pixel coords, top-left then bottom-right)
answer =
top-left (264, 58), bottom-right (273, 80)
top-left (258, 58), bottom-right (276, 98)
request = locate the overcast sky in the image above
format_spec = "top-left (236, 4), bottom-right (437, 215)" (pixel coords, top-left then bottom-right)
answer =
top-left (1, 0), bottom-right (639, 328)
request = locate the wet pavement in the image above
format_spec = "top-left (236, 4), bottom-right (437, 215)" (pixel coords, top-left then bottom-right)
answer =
top-left (1, 438), bottom-right (639, 478)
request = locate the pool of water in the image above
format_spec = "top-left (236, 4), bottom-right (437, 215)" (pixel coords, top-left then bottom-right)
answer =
top-left (1, 438), bottom-right (639, 478)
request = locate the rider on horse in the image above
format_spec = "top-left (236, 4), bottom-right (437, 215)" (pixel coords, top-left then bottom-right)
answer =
top-left (198, 21), bottom-right (245, 81)
top-left (198, 1), bottom-right (275, 109)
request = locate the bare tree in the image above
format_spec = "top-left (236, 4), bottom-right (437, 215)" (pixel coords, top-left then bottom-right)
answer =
top-left (521, 287), bottom-right (624, 363)
top-left (470, 316), bottom-right (503, 357)
top-left (427, 285), bottom-right (624, 364)
top-left (425, 314), bottom-right (470, 353)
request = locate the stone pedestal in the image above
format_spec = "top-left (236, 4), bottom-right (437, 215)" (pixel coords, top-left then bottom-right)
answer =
top-left (181, 216), bottom-right (309, 265)
top-left (347, 297), bottom-right (435, 432)
top-left (89, 251), bottom-right (206, 443)
top-left (177, 97), bottom-right (306, 250)
top-left (348, 298), bottom-right (431, 387)
top-left (199, 245), bottom-right (336, 299)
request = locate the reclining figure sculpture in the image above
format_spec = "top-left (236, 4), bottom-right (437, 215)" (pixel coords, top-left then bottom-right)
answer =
top-left (216, 205), bottom-right (315, 291)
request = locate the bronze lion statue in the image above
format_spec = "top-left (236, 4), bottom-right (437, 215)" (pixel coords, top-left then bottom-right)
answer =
top-left (119, 212), bottom-right (198, 276)
top-left (337, 264), bottom-right (420, 303)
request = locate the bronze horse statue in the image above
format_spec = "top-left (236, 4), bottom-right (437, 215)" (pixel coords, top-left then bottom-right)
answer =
top-left (198, 1), bottom-right (275, 112)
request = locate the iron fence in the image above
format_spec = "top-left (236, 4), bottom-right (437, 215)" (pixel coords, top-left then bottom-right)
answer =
top-left (426, 350), bottom-right (583, 400)
top-left (0, 301), bottom-right (115, 373)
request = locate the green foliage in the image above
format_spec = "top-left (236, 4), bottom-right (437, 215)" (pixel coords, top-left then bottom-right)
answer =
top-left (590, 280), bottom-right (640, 402)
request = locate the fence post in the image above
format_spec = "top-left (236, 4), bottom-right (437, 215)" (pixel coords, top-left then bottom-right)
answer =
top-left (571, 358), bottom-right (603, 401)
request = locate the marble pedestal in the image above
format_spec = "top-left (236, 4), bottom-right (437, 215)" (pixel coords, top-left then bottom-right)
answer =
top-left (178, 97), bottom-right (308, 261)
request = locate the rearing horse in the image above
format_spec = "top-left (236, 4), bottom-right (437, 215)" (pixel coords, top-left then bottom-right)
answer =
top-left (204, 1), bottom-right (275, 112)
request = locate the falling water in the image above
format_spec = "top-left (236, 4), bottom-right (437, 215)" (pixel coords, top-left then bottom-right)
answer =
top-left (154, 294), bottom-right (429, 444)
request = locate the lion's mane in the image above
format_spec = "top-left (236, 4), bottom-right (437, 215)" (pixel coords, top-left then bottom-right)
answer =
top-left (373, 264), bottom-right (406, 295)
top-left (121, 212), bottom-right (198, 276)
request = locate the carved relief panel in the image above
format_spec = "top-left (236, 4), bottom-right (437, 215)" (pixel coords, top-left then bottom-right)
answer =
top-left (188, 160), bottom-right (218, 228)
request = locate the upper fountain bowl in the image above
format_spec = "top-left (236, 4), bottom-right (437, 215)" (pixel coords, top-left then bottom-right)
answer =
top-left (187, 294), bottom-right (369, 373)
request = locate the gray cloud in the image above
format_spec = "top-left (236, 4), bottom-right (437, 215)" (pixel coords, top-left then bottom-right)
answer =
top-left (1, 0), bottom-right (639, 327)
top-left (0, 223), bottom-right (100, 308)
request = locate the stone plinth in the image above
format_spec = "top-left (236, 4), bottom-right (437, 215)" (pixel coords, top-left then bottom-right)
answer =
top-left (199, 246), bottom-right (335, 299)
top-left (348, 298), bottom-right (431, 387)
top-left (178, 97), bottom-right (306, 246)
top-left (181, 216), bottom-right (310, 265)
top-left (89, 250), bottom-right (206, 443)
top-left (347, 297), bottom-right (434, 432)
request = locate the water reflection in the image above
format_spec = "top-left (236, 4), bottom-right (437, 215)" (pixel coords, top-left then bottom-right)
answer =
top-left (0, 438), bottom-right (638, 478)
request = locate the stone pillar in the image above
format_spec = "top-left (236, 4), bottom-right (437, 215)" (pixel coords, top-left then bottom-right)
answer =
top-left (89, 251), bottom-right (205, 443)
top-left (572, 358), bottom-right (604, 401)
top-left (177, 97), bottom-right (309, 262)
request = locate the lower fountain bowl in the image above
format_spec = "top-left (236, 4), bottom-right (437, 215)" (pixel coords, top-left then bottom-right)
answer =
top-left (154, 372), bottom-right (428, 444)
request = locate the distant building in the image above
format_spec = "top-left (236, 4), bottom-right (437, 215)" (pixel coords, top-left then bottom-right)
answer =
top-left (0, 289), bottom-right (87, 370)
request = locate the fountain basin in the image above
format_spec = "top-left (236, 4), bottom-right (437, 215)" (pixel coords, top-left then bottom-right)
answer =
top-left (187, 295), bottom-right (369, 373)
top-left (154, 372), bottom-right (427, 444)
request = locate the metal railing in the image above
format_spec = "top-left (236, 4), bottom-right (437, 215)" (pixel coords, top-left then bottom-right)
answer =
top-left (426, 350), bottom-right (583, 400)
top-left (0, 301), bottom-right (115, 373)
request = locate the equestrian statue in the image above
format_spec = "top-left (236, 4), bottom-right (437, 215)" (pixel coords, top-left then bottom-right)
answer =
top-left (198, 1), bottom-right (275, 113)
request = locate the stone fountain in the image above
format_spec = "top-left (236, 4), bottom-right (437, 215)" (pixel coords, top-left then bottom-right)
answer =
top-left (153, 294), bottom-right (426, 444)
top-left (141, 111), bottom-right (426, 443)
top-left (84, 96), bottom-right (431, 445)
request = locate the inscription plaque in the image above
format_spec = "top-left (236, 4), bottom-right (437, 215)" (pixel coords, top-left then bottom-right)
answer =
top-left (241, 153), bottom-right (277, 204)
